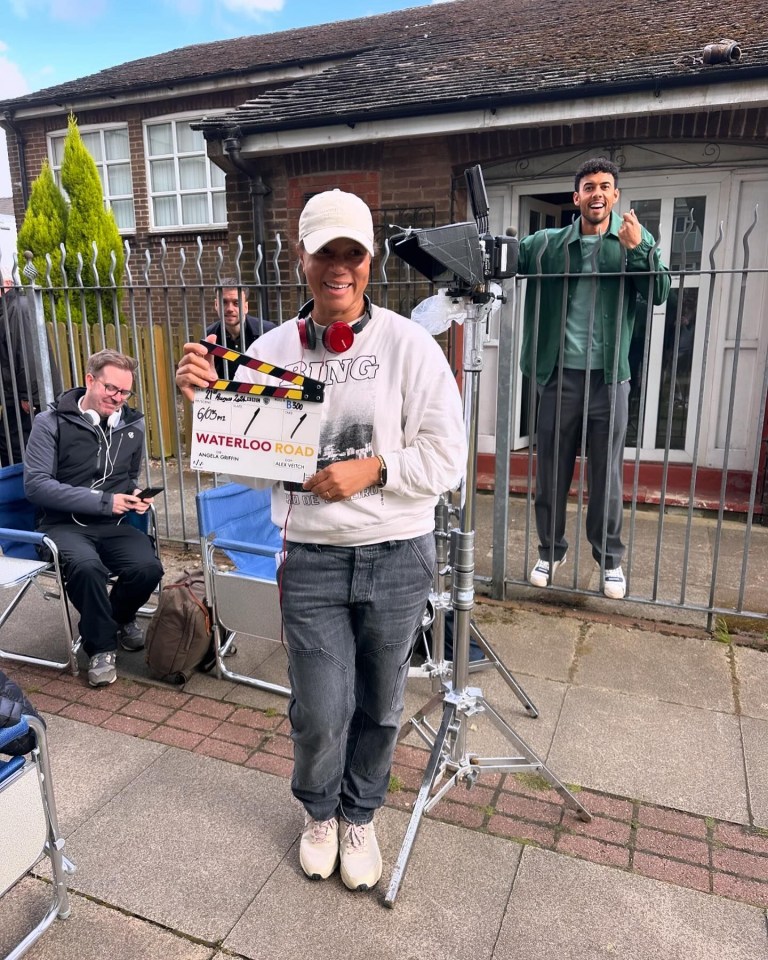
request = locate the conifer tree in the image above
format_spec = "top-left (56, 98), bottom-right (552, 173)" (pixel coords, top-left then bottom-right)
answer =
top-left (16, 160), bottom-right (68, 291)
top-left (60, 114), bottom-right (125, 324)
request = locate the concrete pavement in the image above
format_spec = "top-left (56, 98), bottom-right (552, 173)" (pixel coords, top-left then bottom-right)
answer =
top-left (1, 566), bottom-right (767, 959)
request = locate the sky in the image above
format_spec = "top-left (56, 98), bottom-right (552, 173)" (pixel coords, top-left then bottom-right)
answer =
top-left (0, 0), bottom-right (445, 196)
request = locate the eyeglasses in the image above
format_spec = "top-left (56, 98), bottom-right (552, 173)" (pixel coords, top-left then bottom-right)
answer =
top-left (97, 379), bottom-right (134, 400)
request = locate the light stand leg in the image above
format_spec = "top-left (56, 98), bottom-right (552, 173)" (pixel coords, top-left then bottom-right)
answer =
top-left (386, 302), bottom-right (590, 908)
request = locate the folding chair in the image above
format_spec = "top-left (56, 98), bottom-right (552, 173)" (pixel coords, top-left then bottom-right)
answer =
top-left (196, 483), bottom-right (289, 697)
top-left (0, 464), bottom-right (78, 675)
top-left (0, 463), bottom-right (161, 676)
top-left (0, 715), bottom-right (74, 960)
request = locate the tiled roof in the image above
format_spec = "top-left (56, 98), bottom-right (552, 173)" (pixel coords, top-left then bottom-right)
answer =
top-left (2, 0), bottom-right (764, 128)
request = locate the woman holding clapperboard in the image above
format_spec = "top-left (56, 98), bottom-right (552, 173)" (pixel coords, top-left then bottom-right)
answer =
top-left (176, 190), bottom-right (465, 893)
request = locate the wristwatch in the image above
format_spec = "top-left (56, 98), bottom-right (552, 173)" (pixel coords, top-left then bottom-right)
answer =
top-left (376, 454), bottom-right (387, 488)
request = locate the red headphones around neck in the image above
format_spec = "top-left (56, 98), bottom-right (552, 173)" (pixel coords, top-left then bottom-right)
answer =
top-left (297, 296), bottom-right (371, 354)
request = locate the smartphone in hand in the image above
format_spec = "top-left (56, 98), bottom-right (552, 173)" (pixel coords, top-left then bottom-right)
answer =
top-left (137, 486), bottom-right (164, 501)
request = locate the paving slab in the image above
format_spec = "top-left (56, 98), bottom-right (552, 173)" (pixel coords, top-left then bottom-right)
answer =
top-left (472, 607), bottom-right (580, 682)
top-left (223, 806), bottom-right (522, 960)
top-left (575, 624), bottom-right (735, 712)
top-left (741, 715), bottom-right (768, 829)
top-left (0, 877), bottom-right (215, 960)
top-left (734, 646), bottom-right (768, 721)
top-left (547, 685), bottom-right (749, 823)
top-left (43, 714), bottom-right (168, 836)
top-left (496, 847), bottom-right (767, 960)
top-left (61, 746), bottom-right (301, 942)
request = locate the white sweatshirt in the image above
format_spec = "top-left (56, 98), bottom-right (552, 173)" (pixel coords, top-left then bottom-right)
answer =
top-left (231, 304), bottom-right (466, 546)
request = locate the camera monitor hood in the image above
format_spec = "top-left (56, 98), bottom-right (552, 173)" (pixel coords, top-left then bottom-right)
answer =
top-left (390, 221), bottom-right (485, 288)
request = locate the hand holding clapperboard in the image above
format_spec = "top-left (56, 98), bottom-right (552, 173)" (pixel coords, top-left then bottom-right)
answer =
top-left (189, 341), bottom-right (325, 483)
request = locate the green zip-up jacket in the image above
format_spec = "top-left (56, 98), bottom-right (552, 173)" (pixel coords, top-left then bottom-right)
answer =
top-left (518, 211), bottom-right (670, 385)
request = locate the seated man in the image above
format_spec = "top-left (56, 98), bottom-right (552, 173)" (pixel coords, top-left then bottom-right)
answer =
top-left (206, 279), bottom-right (276, 379)
top-left (23, 349), bottom-right (163, 687)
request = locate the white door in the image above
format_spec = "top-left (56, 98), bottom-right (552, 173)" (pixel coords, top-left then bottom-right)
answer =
top-left (619, 185), bottom-right (720, 461)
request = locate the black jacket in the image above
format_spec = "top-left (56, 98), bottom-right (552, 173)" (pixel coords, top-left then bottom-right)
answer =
top-left (24, 386), bottom-right (147, 528)
top-left (0, 669), bottom-right (45, 756)
top-left (206, 314), bottom-right (277, 378)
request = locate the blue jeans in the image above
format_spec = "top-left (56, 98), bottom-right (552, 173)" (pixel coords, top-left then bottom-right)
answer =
top-left (278, 534), bottom-right (435, 824)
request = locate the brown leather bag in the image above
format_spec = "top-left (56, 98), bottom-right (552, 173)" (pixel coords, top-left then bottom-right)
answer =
top-left (144, 572), bottom-right (212, 685)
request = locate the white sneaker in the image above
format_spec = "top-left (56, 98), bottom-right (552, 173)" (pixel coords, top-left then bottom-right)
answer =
top-left (603, 566), bottom-right (626, 599)
top-left (339, 819), bottom-right (382, 892)
top-left (529, 555), bottom-right (566, 588)
top-left (299, 815), bottom-right (339, 880)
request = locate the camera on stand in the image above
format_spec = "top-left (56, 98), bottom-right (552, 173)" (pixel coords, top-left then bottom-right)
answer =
top-left (389, 164), bottom-right (519, 298)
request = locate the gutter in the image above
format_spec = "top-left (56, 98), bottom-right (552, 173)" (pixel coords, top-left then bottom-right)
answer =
top-left (222, 129), bottom-right (271, 322)
top-left (196, 62), bottom-right (768, 140)
top-left (203, 76), bottom-right (768, 158)
top-left (2, 111), bottom-right (29, 208)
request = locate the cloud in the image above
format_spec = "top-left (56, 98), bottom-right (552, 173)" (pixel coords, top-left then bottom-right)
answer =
top-left (0, 52), bottom-right (29, 99)
top-left (218, 0), bottom-right (284, 15)
top-left (0, 51), bottom-right (29, 197)
top-left (8, 0), bottom-right (107, 21)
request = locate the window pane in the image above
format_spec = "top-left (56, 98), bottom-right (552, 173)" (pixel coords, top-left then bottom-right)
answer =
top-left (655, 288), bottom-right (699, 449)
top-left (153, 196), bottom-right (178, 227)
top-left (107, 163), bottom-right (132, 196)
top-left (50, 136), bottom-right (65, 166)
top-left (181, 193), bottom-right (208, 225)
top-left (111, 199), bottom-right (135, 231)
top-left (669, 196), bottom-right (706, 271)
top-left (150, 158), bottom-right (177, 192)
top-left (104, 128), bottom-right (129, 161)
top-left (628, 198), bottom-right (661, 241)
top-left (210, 162), bottom-right (225, 188)
top-left (147, 123), bottom-right (173, 156)
top-left (81, 131), bottom-right (103, 161)
top-left (179, 156), bottom-right (206, 189)
top-left (212, 191), bottom-right (227, 224)
top-left (176, 122), bottom-right (203, 154)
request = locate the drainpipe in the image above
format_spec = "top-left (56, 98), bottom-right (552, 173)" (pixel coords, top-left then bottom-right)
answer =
top-left (2, 110), bottom-right (30, 209)
top-left (222, 130), bottom-right (271, 322)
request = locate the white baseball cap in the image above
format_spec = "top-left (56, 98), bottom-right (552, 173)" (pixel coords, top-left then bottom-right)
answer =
top-left (299, 189), bottom-right (375, 256)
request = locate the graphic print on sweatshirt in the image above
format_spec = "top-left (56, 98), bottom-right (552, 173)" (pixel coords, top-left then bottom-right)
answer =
top-left (287, 354), bottom-right (377, 471)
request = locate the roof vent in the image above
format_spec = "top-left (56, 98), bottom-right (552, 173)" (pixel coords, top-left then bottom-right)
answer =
top-left (702, 40), bottom-right (741, 65)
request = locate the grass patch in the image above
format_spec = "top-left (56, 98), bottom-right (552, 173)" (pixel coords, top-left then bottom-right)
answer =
top-left (513, 772), bottom-right (552, 792)
top-left (713, 617), bottom-right (732, 644)
top-left (388, 774), bottom-right (404, 793)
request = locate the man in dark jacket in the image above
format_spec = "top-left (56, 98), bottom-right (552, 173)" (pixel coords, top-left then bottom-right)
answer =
top-left (0, 668), bottom-right (45, 756)
top-left (0, 285), bottom-right (61, 465)
top-left (206, 280), bottom-right (276, 378)
top-left (24, 349), bottom-right (163, 687)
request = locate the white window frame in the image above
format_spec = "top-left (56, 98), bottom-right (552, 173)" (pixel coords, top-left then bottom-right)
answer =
top-left (47, 123), bottom-right (135, 234)
top-left (143, 113), bottom-right (227, 233)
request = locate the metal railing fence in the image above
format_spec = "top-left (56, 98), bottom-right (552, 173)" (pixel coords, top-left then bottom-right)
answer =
top-left (1, 220), bottom-right (766, 631)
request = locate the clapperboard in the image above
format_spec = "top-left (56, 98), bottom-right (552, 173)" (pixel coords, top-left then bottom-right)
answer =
top-left (189, 341), bottom-right (325, 482)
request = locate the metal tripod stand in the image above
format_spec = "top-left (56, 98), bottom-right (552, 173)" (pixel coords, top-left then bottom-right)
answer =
top-left (385, 297), bottom-right (592, 908)
top-left (407, 490), bottom-right (539, 717)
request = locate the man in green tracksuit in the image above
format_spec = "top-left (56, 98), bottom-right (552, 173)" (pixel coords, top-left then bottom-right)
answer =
top-left (518, 158), bottom-right (670, 599)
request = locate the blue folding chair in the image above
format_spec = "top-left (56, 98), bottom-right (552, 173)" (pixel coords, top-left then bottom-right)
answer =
top-left (0, 715), bottom-right (74, 960)
top-left (196, 483), bottom-right (289, 697)
top-left (0, 464), bottom-right (78, 675)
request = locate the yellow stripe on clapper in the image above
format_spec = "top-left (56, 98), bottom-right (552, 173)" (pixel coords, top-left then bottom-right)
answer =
top-left (199, 340), bottom-right (325, 403)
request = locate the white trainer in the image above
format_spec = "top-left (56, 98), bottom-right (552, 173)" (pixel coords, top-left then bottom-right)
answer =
top-left (299, 815), bottom-right (339, 880)
top-left (603, 566), bottom-right (626, 599)
top-left (339, 819), bottom-right (382, 892)
top-left (529, 555), bottom-right (566, 588)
